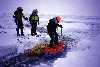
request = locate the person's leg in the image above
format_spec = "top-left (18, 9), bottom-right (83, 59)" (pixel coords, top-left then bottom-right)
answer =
top-left (30, 21), bottom-right (33, 35)
top-left (49, 31), bottom-right (55, 47)
top-left (50, 34), bottom-right (54, 48)
top-left (34, 23), bottom-right (37, 35)
top-left (33, 27), bottom-right (35, 34)
top-left (34, 27), bottom-right (37, 35)
top-left (31, 25), bottom-right (34, 35)
top-left (17, 21), bottom-right (20, 36)
top-left (19, 21), bottom-right (24, 35)
top-left (31, 28), bottom-right (33, 35)
top-left (54, 32), bottom-right (58, 45)
top-left (21, 28), bottom-right (24, 35)
top-left (17, 27), bottom-right (19, 36)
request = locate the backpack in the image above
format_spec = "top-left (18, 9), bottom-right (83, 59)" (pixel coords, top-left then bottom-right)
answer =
top-left (47, 19), bottom-right (57, 30)
top-left (31, 15), bottom-right (39, 21)
top-left (17, 13), bottom-right (22, 20)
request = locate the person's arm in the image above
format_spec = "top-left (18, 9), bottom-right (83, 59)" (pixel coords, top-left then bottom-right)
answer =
top-left (37, 15), bottom-right (39, 25)
top-left (22, 13), bottom-right (28, 20)
top-left (29, 14), bottom-right (32, 21)
top-left (13, 15), bottom-right (15, 18)
top-left (13, 11), bottom-right (17, 18)
top-left (29, 14), bottom-right (33, 24)
top-left (57, 24), bottom-right (63, 28)
top-left (13, 11), bottom-right (18, 25)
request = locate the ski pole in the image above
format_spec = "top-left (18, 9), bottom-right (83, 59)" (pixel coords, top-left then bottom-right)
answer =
top-left (61, 27), bottom-right (62, 39)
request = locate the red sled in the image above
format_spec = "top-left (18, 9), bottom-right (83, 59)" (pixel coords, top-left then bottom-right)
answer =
top-left (44, 42), bottom-right (66, 58)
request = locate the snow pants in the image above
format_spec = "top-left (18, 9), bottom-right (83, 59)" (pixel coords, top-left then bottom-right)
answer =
top-left (30, 21), bottom-right (37, 35)
top-left (16, 20), bottom-right (24, 35)
top-left (48, 30), bottom-right (58, 48)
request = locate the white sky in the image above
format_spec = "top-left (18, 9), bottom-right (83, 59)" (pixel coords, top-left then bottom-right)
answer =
top-left (0, 0), bottom-right (100, 16)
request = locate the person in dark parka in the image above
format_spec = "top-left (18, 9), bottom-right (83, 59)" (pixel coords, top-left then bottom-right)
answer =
top-left (13, 7), bottom-right (28, 36)
top-left (47, 16), bottom-right (63, 48)
top-left (29, 9), bottom-right (39, 36)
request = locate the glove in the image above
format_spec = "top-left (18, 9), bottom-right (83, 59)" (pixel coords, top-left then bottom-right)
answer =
top-left (25, 17), bottom-right (28, 20)
top-left (59, 25), bottom-right (63, 28)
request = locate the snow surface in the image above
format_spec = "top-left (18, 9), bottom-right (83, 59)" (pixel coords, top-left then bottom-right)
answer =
top-left (0, 13), bottom-right (100, 67)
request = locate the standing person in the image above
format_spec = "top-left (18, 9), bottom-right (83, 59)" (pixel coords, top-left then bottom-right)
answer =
top-left (47, 16), bottom-right (63, 48)
top-left (13, 7), bottom-right (28, 36)
top-left (29, 9), bottom-right (39, 36)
